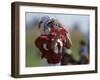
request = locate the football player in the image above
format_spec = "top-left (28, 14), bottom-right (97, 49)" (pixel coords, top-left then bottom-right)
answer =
top-left (35, 17), bottom-right (72, 66)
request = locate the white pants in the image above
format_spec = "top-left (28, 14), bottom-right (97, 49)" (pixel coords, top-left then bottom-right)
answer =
top-left (42, 58), bottom-right (61, 66)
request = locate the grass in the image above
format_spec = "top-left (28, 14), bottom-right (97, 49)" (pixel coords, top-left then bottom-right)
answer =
top-left (26, 46), bottom-right (43, 67)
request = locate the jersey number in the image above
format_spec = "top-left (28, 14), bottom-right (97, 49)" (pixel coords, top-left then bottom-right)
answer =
top-left (54, 39), bottom-right (63, 54)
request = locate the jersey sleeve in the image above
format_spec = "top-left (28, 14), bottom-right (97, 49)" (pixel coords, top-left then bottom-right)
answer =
top-left (35, 35), bottom-right (49, 53)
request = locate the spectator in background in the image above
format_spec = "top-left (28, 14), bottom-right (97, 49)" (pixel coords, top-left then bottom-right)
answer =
top-left (79, 40), bottom-right (89, 64)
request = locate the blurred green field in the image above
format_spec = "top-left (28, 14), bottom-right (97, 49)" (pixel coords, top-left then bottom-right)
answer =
top-left (26, 26), bottom-right (85, 67)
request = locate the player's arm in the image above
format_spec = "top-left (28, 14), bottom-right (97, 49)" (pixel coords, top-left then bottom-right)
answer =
top-left (35, 36), bottom-right (43, 52)
top-left (35, 36), bottom-right (49, 53)
top-left (65, 33), bottom-right (72, 49)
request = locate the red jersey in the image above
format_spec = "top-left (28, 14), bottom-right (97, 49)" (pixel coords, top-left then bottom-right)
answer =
top-left (50, 26), bottom-right (68, 37)
top-left (35, 33), bottom-right (65, 64)
top-left (35, 25), bottom-right (70, 64)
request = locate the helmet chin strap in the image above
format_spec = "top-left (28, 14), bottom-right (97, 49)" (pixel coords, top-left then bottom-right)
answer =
top-left (41, 27), bottom-right (51, 35)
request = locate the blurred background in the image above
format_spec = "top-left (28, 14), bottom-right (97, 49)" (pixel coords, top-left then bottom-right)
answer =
top-left (25, 12), bottom-right (90, 67)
